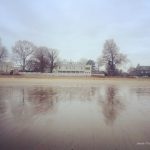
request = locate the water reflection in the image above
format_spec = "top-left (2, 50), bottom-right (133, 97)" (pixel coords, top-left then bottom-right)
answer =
top-left (0, 84), bottom-right (150, 150)
top-left (101, 86), bottom-right (125, 125)
top-left (27, 87), bottom-right (58, 113)
top-left (0, 86), bottom-right (97, 117)
top-left (0, 86), bottom-right (126, 124)
top-left (9, 87), bottom-right (30, 121)
top-left (131, 87), bottom-right (150, 96)
top-left (56, 87), bottom-right (96, 102)
top-left (0, 88), bottom-right (6, 114)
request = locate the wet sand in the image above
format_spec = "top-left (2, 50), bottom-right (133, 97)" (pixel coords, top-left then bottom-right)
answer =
top-left (0, 77), bottom-right (150, 150)
top-left (0, 76), bottom-right (150, 87)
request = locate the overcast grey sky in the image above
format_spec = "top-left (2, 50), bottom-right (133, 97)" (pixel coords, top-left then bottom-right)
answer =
top-left (0, 0), bottom-right (150, 66)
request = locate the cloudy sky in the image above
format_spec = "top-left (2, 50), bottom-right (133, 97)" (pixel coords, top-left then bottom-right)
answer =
top-left (0, 0), bottom-right (150, 66)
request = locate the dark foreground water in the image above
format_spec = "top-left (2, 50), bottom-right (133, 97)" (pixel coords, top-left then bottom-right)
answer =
top-left (0, 83), bottom-right (150, 150)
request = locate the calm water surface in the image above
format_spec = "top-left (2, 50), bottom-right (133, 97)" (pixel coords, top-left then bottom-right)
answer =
top-left (0, 83), bottom-right (150, 150)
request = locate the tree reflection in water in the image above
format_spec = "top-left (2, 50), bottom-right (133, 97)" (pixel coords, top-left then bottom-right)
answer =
top-left (101, 86), bottom-right (125, 125)
top-left (27, 87), bottom-right (58, 114)
top-left (0, 86), bottom-right (97, 120)
top-left (5, 87), bottom-right (59, 123)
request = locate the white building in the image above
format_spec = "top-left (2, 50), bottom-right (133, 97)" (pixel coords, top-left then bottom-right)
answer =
top-left (0, 61), bottom-right (20, 75)
top-left (0, 61), bottom-right (13, 74)
top-left (54, 62), bottom-right (92, 76)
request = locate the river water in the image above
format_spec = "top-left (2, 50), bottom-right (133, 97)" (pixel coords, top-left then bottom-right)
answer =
top-left (0, 82), bottom-right (150, 150)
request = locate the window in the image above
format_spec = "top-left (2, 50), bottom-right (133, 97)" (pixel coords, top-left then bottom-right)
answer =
top-left (85, 66), bottom-right (90, 70)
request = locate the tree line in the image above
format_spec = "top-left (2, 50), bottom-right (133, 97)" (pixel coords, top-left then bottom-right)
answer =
top-left (0, 39), bottom-right (59, 73)
top-left (0, 37), bottom-right (128, 76)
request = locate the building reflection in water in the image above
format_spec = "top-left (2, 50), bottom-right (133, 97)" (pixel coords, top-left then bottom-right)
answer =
top-left (130, 87), bottom-right (150, 99)
top-left (57, 86), bottom-right (96, 102)
top-left (101, 86), bottom-right (125, 125)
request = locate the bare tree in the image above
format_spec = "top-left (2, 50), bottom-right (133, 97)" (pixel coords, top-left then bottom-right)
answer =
top-left (47, 49), bottom-right (58, 73)
top-left (0, 38), bottom-right (7, 63)
top-left (12, 40), bottom-right (35, 71)
top-left (32, 47), bottom-right (49, 72)
top-left (26, 59), bottom-right (39, 72)
top-left (26, 47), bottom-right (59, 73)
top-left (100, 39), bottom-right (127, 76)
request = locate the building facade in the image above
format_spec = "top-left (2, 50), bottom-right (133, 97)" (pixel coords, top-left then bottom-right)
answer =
top-left (129, 65), bottom-right (150, 77)
top-left (0, 61), bottom-right (13, 74)
top-left (54, 62), bottom-right (92, 76)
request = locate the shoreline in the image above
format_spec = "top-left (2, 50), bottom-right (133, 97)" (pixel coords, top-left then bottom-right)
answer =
top-left (0, 75), bottom-right (150, 87)
top-left (0, 74), bottom-right (150, 80)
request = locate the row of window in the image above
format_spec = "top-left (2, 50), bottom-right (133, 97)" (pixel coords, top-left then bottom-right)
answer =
top-left (140, 70), bottom-right (150, 74)
top-left (58, 71), bottom-right (91, 74)
top-left (58, 66), bottom-right (91, 70)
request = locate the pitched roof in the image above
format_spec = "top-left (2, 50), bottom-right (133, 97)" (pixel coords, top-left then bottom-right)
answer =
top-left (136, 66), bottom-right (150, 70)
